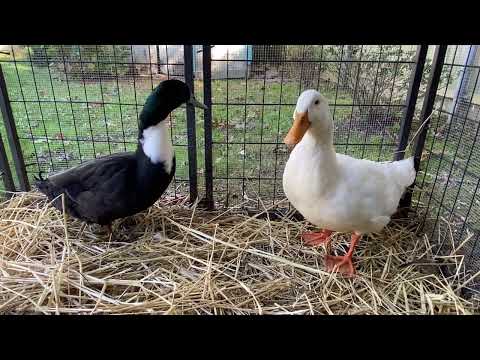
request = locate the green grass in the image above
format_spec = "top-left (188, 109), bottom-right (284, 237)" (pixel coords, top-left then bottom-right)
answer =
top-left (0, 59), bottom-right (405, 204)
top-left (0, 61), bottom-right (193, 181)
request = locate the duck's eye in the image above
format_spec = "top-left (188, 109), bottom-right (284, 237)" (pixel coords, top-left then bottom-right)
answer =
top-left (314, 100), bottom-right (320, 105)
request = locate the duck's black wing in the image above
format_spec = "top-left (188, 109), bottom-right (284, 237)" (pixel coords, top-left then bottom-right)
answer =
top-left (35, 152), bottom-right (138, 225)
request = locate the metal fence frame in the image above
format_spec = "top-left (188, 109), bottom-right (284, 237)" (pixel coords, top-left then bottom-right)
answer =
top-left (184, 45), bottom-right (199, 202)
top-left (411, 45), bottom-right (480, 293)
top-left (0, 44), bottom-right (427, 205)
top-left (2, 44), bottom-right (480, 290)
top-left (0, 64), bottom-right (29, 191)
top-left (205, 45), bottom-right (423, 209)
top-left (0, 130), bottom-right (15, 195)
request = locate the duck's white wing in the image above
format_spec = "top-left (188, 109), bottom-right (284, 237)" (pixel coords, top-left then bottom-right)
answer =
top-left (334, 155), bottom-right (416, 232)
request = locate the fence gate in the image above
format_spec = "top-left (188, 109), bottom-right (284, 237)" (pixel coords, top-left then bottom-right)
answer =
top-left (0, 45), bottom-right (203, 201)
top-left (0, 45), bottom-right (427, 209)
top-left (200, 45), bottom-right (427, 210)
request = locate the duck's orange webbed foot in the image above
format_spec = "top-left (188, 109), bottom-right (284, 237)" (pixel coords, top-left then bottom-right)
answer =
top-left (324, 232), bottom-right (362, 277)
top-left (325, 255), bottom-right (356, 277)
top-left (301, 229), bottom-right (333, 246)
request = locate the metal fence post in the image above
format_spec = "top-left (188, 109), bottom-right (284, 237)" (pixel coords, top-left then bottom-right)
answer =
top-left (0, 130), bottom-right (16, 195)
top-left (394, 45), bottom-right (428, 161)
top-left (156, 45), bottom-right (161, 74)
top-left (402, 45), bottom-right (448, 209)
top-left (201, 45), bottom-right (214, 209)
top-left (184, 45), bottom-right (198, 202)
top-left (0, 63), bottom-right (30, 191)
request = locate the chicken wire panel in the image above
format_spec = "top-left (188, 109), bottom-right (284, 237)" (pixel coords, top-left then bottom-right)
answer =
top-left (209, 45), bottom-right (417, 208)
top-left (413, 45), bottom-right (480, 293)
top-left (0, 45), bottom-right (194, 196)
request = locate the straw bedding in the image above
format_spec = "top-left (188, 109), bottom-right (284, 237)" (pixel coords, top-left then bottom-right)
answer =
top-left (0, 191), bottom-right (478, 315)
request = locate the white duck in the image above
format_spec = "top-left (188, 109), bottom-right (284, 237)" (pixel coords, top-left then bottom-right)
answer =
top-left (282, 89), bottom-right (416, 276)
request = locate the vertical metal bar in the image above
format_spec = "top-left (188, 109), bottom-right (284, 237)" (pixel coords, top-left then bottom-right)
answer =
top-left (0, 64), bottom-right (30, 191)
top-left (402, 45), bottom-right (448, 209)
top-left (241, 47), bottom-right (248, 200)
top-left (272, 47), bottom-right (286, 205)
top-left (184, 45), bottom-right (198, 202)
top-left (164, 46), bottom-right (177, 197)
top-left (415, 46), bottom-right (458, 214)
top-left (156, 45), bottom-right (161, 74)
top-left (10, 46), bottom-right (42, 175)
top-left (0, 131), bottom-right (16, 194)
top-left (414, 45), bottom-right (448, 170)
top-left (225, 49), bottom-right (230, 207)
top-left (202, 45), bottom-right (214, 209)
top-left (394, 45), bottom-right (428, 161)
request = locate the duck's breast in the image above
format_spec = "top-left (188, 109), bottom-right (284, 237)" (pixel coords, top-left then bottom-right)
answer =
top-left (283, 143), bottom-right (338, 226)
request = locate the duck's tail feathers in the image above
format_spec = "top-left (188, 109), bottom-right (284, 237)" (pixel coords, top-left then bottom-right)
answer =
top-left (391, 156), bottom-right (416, 189)
top-left (34, 172), bottom-right (80, 207)
top-left (34, 171), bottom-right (53, 196)
top-left (33, 170), bottom-right (45, 182)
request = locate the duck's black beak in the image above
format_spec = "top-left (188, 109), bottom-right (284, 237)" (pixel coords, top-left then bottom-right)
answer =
top-left (187, 96), bottom-right (208, 110)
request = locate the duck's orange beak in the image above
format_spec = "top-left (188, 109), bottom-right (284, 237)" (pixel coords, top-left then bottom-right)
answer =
top-left (284, 111), bottom-right (310, 148)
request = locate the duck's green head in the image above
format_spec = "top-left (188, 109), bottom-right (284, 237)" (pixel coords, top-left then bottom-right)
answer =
top-left (139, 79), bottom-right (207, 130)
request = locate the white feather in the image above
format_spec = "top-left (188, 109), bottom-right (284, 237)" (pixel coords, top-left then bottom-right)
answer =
top-left (295, 89), bottom-right (319, 113)
top-left (140, 121), bottom-right (174, 173)
top-left (283, 90), bottom-right (416, 235)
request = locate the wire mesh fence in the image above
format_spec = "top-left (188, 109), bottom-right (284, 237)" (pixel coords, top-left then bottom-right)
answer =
top-left (0, 45), bottom-right (421, 205)
top-left (0, 45), bottom-right (203, 198)
top-left (208, 45), bottom-right (418, 207)
top-left (412, 45), bottom-right (480, 292)
top-left (1, 44), bottom-right (480, 292)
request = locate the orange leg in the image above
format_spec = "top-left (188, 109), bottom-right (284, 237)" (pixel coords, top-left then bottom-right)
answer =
top-left (302, 229), bottom-right (333, 246)
top-left (325, 232), bottom-right (362, 277)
